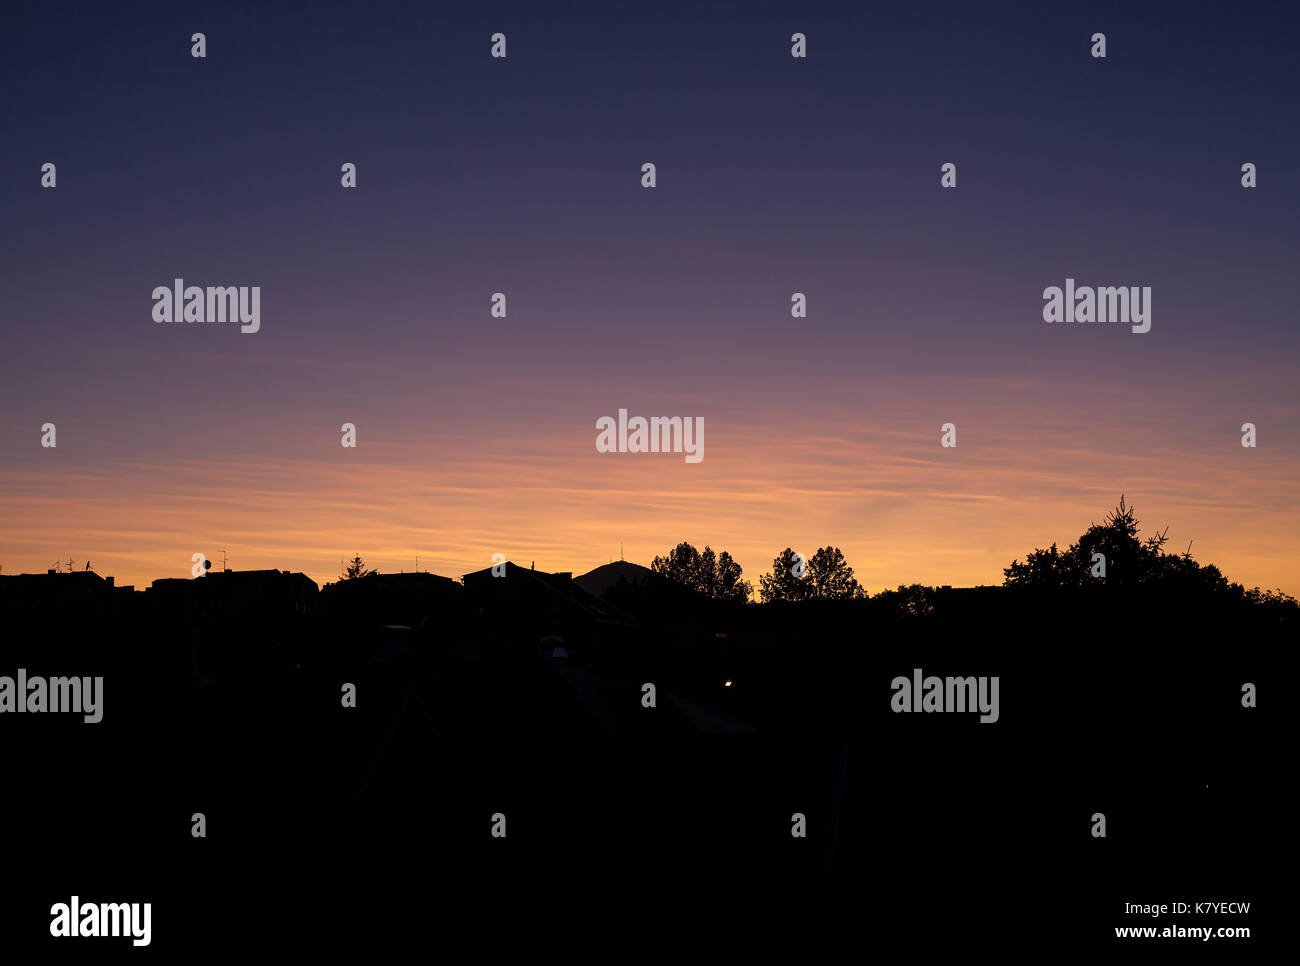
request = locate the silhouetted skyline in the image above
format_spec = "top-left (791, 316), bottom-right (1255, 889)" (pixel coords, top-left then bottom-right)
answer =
top-left (3, 1), bottom-right (1297, 593)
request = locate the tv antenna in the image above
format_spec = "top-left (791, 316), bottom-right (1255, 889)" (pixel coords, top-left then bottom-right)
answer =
top-left (218, 550), bottom-right (229, 572)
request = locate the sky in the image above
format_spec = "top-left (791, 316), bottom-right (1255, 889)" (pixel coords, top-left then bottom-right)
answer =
top-left (2, 1), bottom-right (1297, 594)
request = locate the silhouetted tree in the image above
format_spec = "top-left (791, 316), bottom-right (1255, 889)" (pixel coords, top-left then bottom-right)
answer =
top-left (651, 542), bottom-right (752, 601)
top-left (1242, 585), bottom-right (1300, 616)
top-left (1004, 496), bottom-right (1299, 613)
top-left (1001, 542), bottom-right (1082, 588)
top-left (1005, 496), bottom-right (1171, 587)
top-left (807, 546), bottom-right (866, 600)
top-left (344, 554), bottom-right (377, 579)
top-left (760, 546), bottom-right (865, 602)
top-left (652, 542), bottom-right (701, 588)
top-left (708, 548), bottom-right (753, 602)
top-left (759, 548), bottom-right (811, 603)
top-left (872, 583), bottom-right (935, 617)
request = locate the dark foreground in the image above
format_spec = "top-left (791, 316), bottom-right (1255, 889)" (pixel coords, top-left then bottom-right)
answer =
top-left (2, 577), bottom-right (1283, 953)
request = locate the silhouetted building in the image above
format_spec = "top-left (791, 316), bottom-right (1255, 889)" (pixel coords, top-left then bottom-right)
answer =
top-left (149, 568), bottom-right (317, 619)
top-left (148, 569), bottom-right (319, 676)
top-left (0, 569), bottom-right (134, 620)
top-left (320, 570), bottom-right (463, 633)
top-left (462, 561), bottom-right (633, 659)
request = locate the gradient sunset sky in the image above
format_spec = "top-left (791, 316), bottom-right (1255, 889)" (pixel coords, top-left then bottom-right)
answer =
top-left (3, 1), bottom-right (1297, 594)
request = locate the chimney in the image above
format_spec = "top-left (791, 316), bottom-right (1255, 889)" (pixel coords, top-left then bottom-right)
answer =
top-left (48, 569), bottom-right (56, 575)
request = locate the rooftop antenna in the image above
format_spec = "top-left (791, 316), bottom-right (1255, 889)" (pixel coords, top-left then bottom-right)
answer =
top-left (219, 550), bottom-right (229, 572)
top-left (67, 555), bottom-right (75, 573)
top-left (620, 541), bottom-right (624, 562)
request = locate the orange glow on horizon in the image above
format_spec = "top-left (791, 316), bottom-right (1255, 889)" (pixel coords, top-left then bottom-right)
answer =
top-left (3, 404), bottom-right (1296, 598)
